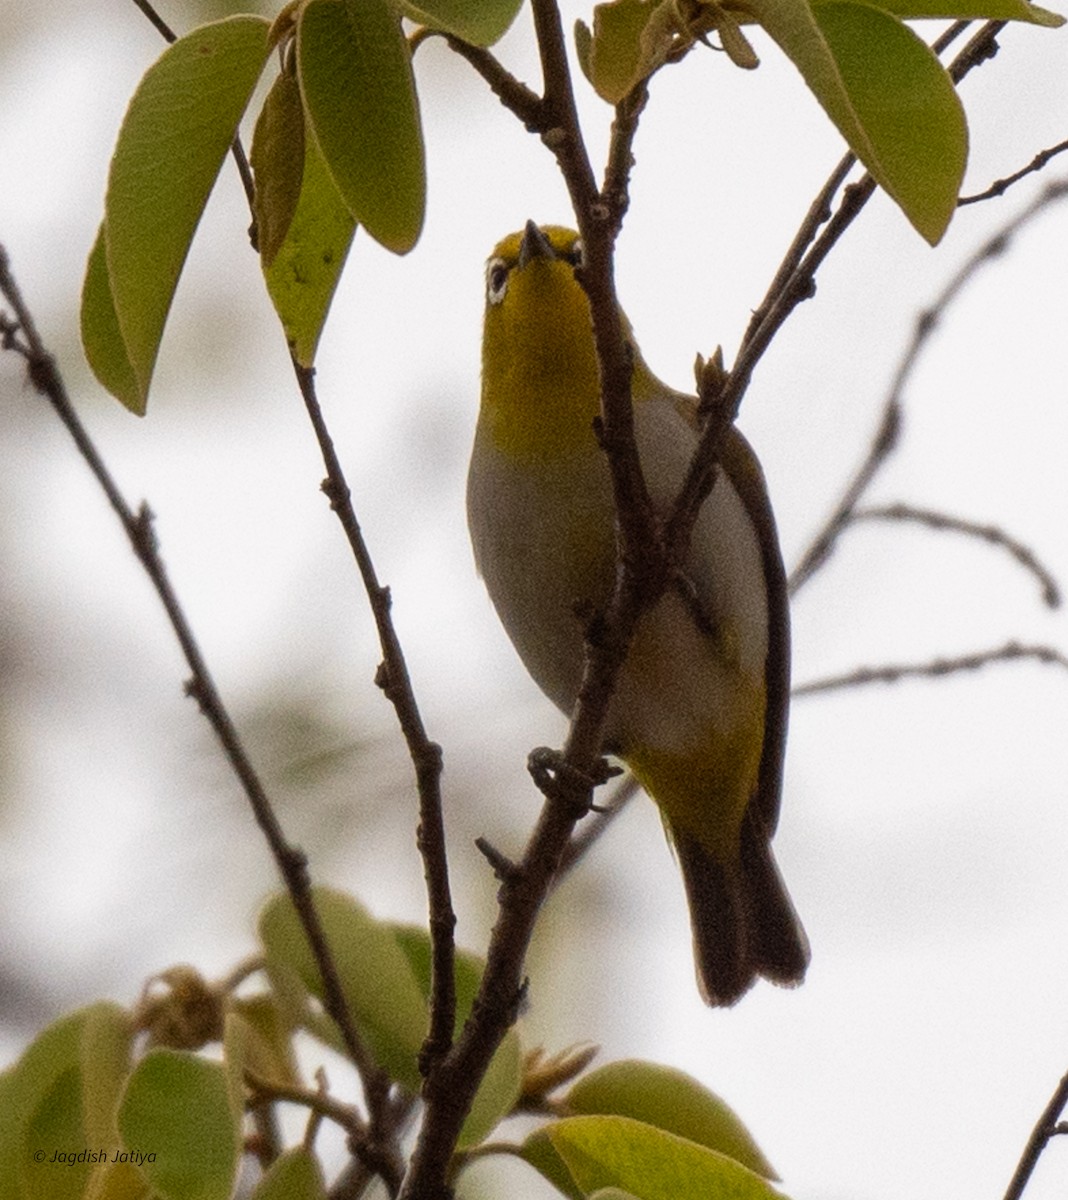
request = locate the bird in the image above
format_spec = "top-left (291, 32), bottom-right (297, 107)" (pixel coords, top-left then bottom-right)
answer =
top-left (466, 220), bottom-right (808, 1005)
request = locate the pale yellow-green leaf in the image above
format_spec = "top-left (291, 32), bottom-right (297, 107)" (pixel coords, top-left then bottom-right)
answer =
top-left (81, 225), bottom-right (142, 413)
top-left (117, 1050), bottom-right (240, 1200)
top-left (584, 0), bottom-right (668, 102)
top-left (229, 993), bottom-right (303, 1088)
top-left (6, 1004), bottom-right (131, 1200)
top-left (100, 15), bottom-right (271, 411)
top-left (540, 1115), bottom-right (788, 1200)
top-left (259, 889), bottom-right (428, 1091)
top-left (84, 1159), bottom-right (153, 1200)
top-left (398, 0), bottom-right (525, 45)
top-left (298, 0), bottom-right (425, 253)
top-left (811, 0), bottom-right (967, 242)
top-left (566, 1060), bottom-right (777, 1180)
top-left (250, 1148), bottom-right (328, 1200)
top-left (262, 113), bottom-right (357, 366)
top-left (745, 0), bottom-right (964, 242)
top-left (392, 923), bottom-right (524, 1146)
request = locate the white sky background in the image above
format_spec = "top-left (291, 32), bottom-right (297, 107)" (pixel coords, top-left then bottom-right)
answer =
top-left (2, 2), bottom-right (1068, 1198)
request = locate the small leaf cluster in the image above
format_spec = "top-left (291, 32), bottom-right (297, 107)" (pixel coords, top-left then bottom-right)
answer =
top-left (79, 0), bottom-right (1062, 415)
top-left (1, 887), bottom-right (784, 1200)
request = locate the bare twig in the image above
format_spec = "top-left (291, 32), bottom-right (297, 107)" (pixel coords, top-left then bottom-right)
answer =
top-left (960, 138), bottom-right (1068, 205)
top-left (793, 640), bottom-right (1068, 697)
top-left (553, 773), bottom-right (641, 884)
top-left (130, 0), bottom-right (176, 42)
top-left (851, 503), bottom-right (1061, 608)
top-left (0, 245), bottom-right (403, 1185)
top-left (122, 0), bottom-right (444, 1178)
top-left (788, 400), bottom-right (902, 595)
top-left (413, 29), bottom-right (544, 131)
top-left (1003, 1070), bottom-right (1068, 1200)
top-left (289, 360), bottom-right (456, 1075)
top-left (791, 174), bottom-right (1068, 596)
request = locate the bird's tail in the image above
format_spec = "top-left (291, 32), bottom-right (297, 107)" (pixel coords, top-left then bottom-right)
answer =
top-left (675, 821), bottom-right (809, 1006)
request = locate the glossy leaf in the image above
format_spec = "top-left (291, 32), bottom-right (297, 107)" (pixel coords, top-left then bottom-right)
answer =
top-left (566, 1061), bottom-right (777, 1180)
top-left (117, 1050), bottom-right (240, 1200)
top-left (91, 16), bottom-right (271, 413)
top-left (392, 924), bottom-right (523, 1147)
top-left (298, 0), bottom-right (425, 253)
top-left (259, 889), bottom-right (428, 1091)
top-left (532, 1115), bottom-right (788, 1200)
top-left (398, 0), bottom-right (525, 44)
top-left (262, 106), bottom-right (357, 365)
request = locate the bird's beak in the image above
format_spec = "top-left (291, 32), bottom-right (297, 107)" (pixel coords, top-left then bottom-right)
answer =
top-left (518, 220), bottom-right (554, 269)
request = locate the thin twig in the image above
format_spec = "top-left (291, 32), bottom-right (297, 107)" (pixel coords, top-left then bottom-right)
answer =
top-left (244, 1069), bottom-right (366, 1138)
top-left (851, 503), bottom-right (1061, 608)
top-left (553, 773), bottom-right (640, 884)
top-left (788, 399), bottom-right (902, 595)
top-left (960, 138), bottom-right (1068, 205)
top-left (402, 8), bottom-right (664, 1197)
top-left (793, 640), bottom-right (1068, 697)
top-left (289, 361), bottom-right (456, 1076)
top-left (414, 29), bottom-right (544, 131)
top-left (122, 0), bottom-right (432, 1181)
top-left (0, 246), bottom-right (397, 1178)
top-left (1003, 1070), bottom-right (1068, 1200)
top-left (130, 0), bottom-right (175, 41)
top-left (791, 174), bottom-right (1068, 595)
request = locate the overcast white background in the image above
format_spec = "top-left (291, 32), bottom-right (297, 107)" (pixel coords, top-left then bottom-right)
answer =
top-left (2, 2), bottom-right (1067, 1198)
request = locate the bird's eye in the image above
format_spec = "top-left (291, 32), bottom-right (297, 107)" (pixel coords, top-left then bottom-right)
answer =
top-left (564, 239), bottom-right (585, 269)
top-left (486, 258), bottom-right (510, 304)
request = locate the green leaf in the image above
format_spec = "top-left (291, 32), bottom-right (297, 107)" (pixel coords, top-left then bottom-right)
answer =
top-left (584, 0), bottom-right (672, 103)
top-left (746, 0), bottom-right (965, 242)
top-left (816, 0), bottom-right (967, 241)
top-left (534, 1115), bottom-right (788, 1200)
top-left (298, 0), bottom-right (425, 254)
top-left (229, 995), bottom-right (302, 1088)
top-left (566, 1061), bottom-right (777, 1180)
top-left (398, 0), bottom-right (525, 44)
top-left (250, 1148), bottom-right (328, 1200)
top-left (262, 106), bottom-right (357, 366)
top-left (259, 889), bottom-right (428, 1091)
top-left (5, 1003), bottom-right (131, 1200)
top-left (117, 1050), bottom-right (240, 1200)
top-left (93, 15), bottom-right (271, 413)
top-left (391, 924), bottom-right (524, 1147)
top-left (877, 0), bottom-right (1063, 24)
top-left (251, 70), bottom-right (307, 268)
top-left (81, 225), bottom-right (141, 413)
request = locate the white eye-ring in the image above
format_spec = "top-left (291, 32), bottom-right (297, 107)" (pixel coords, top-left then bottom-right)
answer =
top-left (486, 257), bottom-right (509, 304)
top-left (565, 239), bottom-right (585, 268)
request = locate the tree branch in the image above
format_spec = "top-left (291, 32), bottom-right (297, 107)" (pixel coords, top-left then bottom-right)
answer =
top-left (790, 174), bottom-right (1068, 596)
top-left (0, 244), bottom-right (400, 1182)
top-left (1003, 1070), bottom-right (1068, 1200)
top-left (123, 0), bottom-right (451, 1175)
top-left (959, 138), bottom-right (1068, 206)
top-left (850, 503), bottom-right (1061, 608)
top-left (289, 361), bottom-right (456, 1074)
top-left (793, 640), bottom-right (1068, 697)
